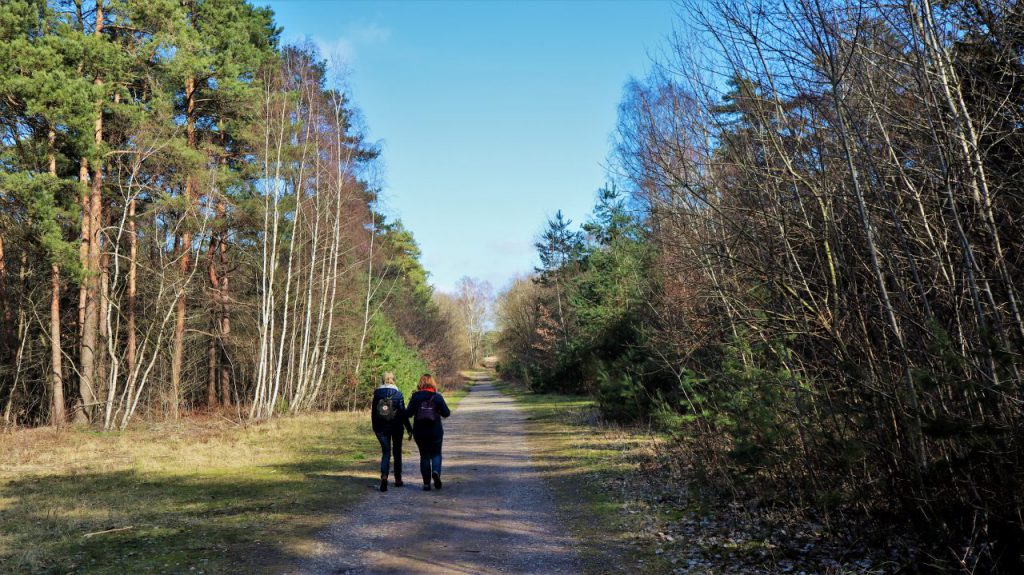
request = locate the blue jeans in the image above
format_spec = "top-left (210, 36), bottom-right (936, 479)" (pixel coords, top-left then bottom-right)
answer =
top-left (415, 437), bottom-right (443, 484)
top-left (376, 431), bottom-right (404, 479)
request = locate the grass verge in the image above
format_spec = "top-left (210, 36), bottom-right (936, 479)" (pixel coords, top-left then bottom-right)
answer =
top-left (494, 379), bottom-right (674, 574)
top-left (0, 394), bottom-right (464, 575)
top-left (498, 379), bottom-right (913, 575)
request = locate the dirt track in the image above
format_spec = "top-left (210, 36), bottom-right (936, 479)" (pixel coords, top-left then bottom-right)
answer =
top-left (290, 380), bottom-right (581, 575)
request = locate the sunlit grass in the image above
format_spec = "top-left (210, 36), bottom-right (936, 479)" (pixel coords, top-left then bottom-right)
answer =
top-left (0, 412), bottom-right (381, 574)
top-left (496, 380), bottom-right (672, 574)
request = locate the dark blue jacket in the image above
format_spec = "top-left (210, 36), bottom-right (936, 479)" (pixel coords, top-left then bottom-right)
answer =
top-left (405, 390), bottom-right (451, 442)
top-left (371, 386), bottom-right (413, 436)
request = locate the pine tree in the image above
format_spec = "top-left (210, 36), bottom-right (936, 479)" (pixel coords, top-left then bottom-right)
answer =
top-left (534, 210), bottom-right (582, 346)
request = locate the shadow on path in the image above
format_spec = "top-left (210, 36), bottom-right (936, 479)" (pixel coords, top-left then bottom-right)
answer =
top-left (288, 381), bottom-right (581, 575)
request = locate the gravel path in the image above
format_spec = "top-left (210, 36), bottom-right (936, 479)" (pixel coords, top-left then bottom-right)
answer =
top-left (290, 380), bottom-right (581, 575)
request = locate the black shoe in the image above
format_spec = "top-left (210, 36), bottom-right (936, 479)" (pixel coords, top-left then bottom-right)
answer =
top-left (432, 472), bottom-right (442, 490)
top-left (380, 477), bottom-right (388, 492)
top-left (394, 477), bottom-right (404, 487)
top-left (422, 483), bottom-right (431, 491)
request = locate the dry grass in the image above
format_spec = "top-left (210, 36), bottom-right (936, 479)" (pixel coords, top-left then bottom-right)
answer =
top-left (494, 379), bottom-right (675, 574)
top-left (0, 411), bottom-right (380, 574)
top-left (498, 381), bottom-right (913, 575)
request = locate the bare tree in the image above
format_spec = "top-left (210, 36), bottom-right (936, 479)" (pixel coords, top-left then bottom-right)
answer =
top-left (455, 276), bottom-right (494, 367)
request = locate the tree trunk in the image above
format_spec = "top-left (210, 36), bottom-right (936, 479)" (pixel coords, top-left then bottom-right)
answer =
top-left (0, 231), bottom-right (8, 328)
top-left (78, 157), bottom-right (89, 338)
top-left (207, 230), bottom-right (220, 408)
top-left (207, 333), bottom-right (218, 408)
top-left (76, 156), bottom-right (91, 424)
top-left (219, 203), bottom-right (231, 407)
top-left (6, 252), bottom-right (30, 425)
top-left (77, 0), bottom-right (106, 423)
top-left (125, 196), bottom-right (137, 406)
top-left (50, 264), bottom-right (66, 426)
top-left (354, 212), bottom-right (376, 382)
top-left (171, 233), bottom-right (186, 418)
top-left (47, 129), bottom-right (66, 427)
top-left (97, 206), bottom-right (111, 407)
top-left (171, 74), bottom-right (197, 419)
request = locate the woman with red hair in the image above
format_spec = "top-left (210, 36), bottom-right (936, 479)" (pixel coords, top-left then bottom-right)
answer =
top-left (405, 373), bottom-right (451, 490)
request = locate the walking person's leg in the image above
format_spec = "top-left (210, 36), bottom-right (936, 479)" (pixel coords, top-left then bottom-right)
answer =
top-left (415, 436), bottom-right (432, 490)
top-left (430, 439), bottom-right (443, 489)
top-left (392, 429), bottom-right (404, 486)
top-left (376, 433), bottom-right (391, 492)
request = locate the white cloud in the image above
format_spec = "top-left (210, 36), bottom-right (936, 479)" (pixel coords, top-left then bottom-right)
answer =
top-left (350, 23), bottom-right (391, 44)
top-left (313, 36), bottom-right (356, 65)
top-left (312, 23), bottom-right (391, 68)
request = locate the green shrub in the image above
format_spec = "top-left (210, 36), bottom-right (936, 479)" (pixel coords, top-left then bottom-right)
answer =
top-left (359, 313), bottom-right (429, 400)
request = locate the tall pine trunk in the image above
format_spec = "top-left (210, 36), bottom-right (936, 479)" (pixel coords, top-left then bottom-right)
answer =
top-left (97, 207), bottom-right (110, 407)
top-left (207, 230), bottom-right (220, 408)
top-left (48, 130), bottom-right (65, 426)
top-left (50, 265), bottom-right (65, 426)
top-left (78, 158), bottom-right (88, 340)
top-left (78, 0), bottom-right (105, 423)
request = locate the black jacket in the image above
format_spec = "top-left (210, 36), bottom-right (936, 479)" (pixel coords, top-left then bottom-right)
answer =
top-left (371, 386), bottom-right (413, 436)
top-left (405, 390), bottom-right (451, 442)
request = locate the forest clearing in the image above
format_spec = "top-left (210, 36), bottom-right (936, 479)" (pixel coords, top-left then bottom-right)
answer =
top-left (4, 0), bottom-right (1024, 573)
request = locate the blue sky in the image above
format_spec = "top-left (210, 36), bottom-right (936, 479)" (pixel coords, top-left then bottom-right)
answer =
top-left (261, 0), bottom-right (675, 293)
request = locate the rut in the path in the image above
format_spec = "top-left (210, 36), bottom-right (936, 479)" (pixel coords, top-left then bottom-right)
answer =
top-left (290, 380), bottom-right (581, 575)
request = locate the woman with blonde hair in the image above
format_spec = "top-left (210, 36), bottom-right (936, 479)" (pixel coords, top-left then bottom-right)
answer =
top-left (371, 371), bottom-right (413, 492)
top-left (405, 373), bottom-right (451, 490)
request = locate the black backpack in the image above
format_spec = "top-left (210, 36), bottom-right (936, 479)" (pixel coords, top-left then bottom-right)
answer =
top-left (415, 393), bottom-right (438, 423)
top-left (375, 390), bottom-right (399, 421)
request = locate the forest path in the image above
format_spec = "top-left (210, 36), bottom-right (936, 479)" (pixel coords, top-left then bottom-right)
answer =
top-left (289, 379), bottom-right (581, 575)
